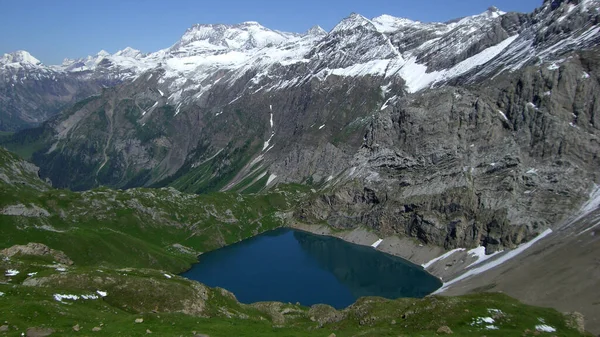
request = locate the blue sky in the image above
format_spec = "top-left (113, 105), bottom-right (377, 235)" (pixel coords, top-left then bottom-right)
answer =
top-left (1, 0), bottom-right (543, 65)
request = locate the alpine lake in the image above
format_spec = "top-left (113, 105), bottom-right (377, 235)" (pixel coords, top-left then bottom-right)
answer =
top-left (182, 228), bottom-right (442, 309)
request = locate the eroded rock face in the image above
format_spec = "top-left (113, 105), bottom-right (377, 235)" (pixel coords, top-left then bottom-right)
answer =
top-left (0, 243), bottom-right (73, 265)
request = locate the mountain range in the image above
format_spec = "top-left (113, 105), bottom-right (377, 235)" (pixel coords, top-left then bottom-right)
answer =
top-left (1, 0), bottom-right (600, 333)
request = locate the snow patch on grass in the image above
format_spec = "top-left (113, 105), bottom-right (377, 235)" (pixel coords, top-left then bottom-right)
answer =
top-left (5, 269), bottom-right (19, 277)
top-left (164, 273), bottom-right (172, 279)
top-left (535, 324), bottom-right (556, 332)
top-left (53, 293), bottom-right (99, 302)
top-left (471, 317), bottom-right (495, 326)
top-left (96, 290), bottom-right (108, 297)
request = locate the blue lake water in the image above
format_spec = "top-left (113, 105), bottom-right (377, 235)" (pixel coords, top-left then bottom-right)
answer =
top-left (181, 228), bottom-right (441, 309)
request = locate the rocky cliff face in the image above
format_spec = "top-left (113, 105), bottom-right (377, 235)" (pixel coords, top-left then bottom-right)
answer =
top-left (298, 47), bottom-right (600, 252)
top-left (3, 1), bottom-right (600, 252)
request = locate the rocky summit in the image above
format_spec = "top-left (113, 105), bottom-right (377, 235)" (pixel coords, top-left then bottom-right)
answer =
top-left (1, 0), bottom-right (600, 335)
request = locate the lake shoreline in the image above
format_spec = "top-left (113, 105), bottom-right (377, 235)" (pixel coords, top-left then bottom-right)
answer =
top-left (288, 223), bottom-right (453, 280)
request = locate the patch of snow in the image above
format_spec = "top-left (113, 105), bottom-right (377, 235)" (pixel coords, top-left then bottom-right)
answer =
top-left (263, 132), bottom-right (275, 151)
top-left (526, 168), bottom-right (538, 175)
top-left (371, 239), bottom-right (384, 248)
top-left (326, 175), bottom-right (334, 182)
top-left (526, 102), bottom-right (537, 109)
top-left (486, 325), bottom-right (499, 330)
top-left (471, 317), bottom-right (495, 326)
top-left (434, 229), bottom-right (553, 293)
top-left (582, 72), bottom-right (590, 79)
top-left (544, 91), bottom-right (552, 96)
top-left (53, 293), bottom-right (98, 302)
top-left (380, 95), bottom-right (397, 110)
top-left (576, 185), bottom-right (600, 235)
top-left (422, 248), bottom-right (466, 269)
top-left (319, 124), bottom-right (325, 130)
top-left (536, 325), bottom-right (556, 333)
top-left (81, 294), bottom-right (99, 300)
top-left (467, 246), bottom-right (503, 268)
top-left (96, 290), bottom-right (108, 297)
top-left (0, 291), bottom-right (4, 296)
top-left (27, 272), bottom-right (37, 277)
top-left (55, 267), bottom-right (66, 272)
top-left (547, 63), bottom-right (560, 70)
top-left (399, 35), bottom-right (519, 92)
top-left (164, 273), bottom-right (172, 279)
top-left (497, 110), bottom-right (508, 121)
top-left (488, 308), bottom-right (503, 315)
top-left (158, 89), bottom-right (164, 96)
top-left (267, 174), bottom-right (277, 186)
top-left (5, 269), bottom-right (19, 277)
top-left (348, 167), bottom-right (357, 177)
top-left (147, 74), bottom-right (153, 81)
top-left (270, 112), bottom-right (274, 128)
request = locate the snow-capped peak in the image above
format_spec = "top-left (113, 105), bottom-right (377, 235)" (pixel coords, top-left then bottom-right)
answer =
top-left (306, 25), bottom-right (327, 37)
top-left (115, 47), bottom-right (143, 59)
top-left (175, 21), bottom-right (296, 51)
top-left (0, 50), bottom-right (41, 66)
top-left (331, 13), bottom-right (377, 33)
top-left (372, 14), bottom-right (421, 33)
top-left (450, 6), bottom-right (506, 27)
top-left (96, 50), bottom-right (110, 58)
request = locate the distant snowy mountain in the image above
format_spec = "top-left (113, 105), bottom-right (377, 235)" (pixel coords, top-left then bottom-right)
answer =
top-left (1, 0), bottom-right (599, 131)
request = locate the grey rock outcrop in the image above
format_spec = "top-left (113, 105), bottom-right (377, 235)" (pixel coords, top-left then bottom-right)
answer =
top-left (1, 243), bottom-right (73, 265)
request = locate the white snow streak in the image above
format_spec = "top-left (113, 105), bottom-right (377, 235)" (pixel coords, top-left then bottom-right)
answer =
top-left (536, 325), bottom-right (556, 333)
top-left (497, 110), bottom-right (508, 121)
top-left (576, 185), bottom-right (600, 235)
top-left (267, 174), bottom-right (277, 186)
top-left (434, 228), bottom-right (553, 293)
top-left (422, 248), bottom-right (465, 269)
top-left (466, 246), bottom-right (503, 268)
top-left (371, 239), bottom-right (384, 248)
top-left (53, 293), bottom-right (99, 302)
top-left (263, 132), bottom-right (275, 151)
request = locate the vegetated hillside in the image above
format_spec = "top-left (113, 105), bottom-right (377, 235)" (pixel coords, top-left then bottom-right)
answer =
top-left (0, 146), bottom-right (301, 272)
top-left (0, 146), bottom-right (591, 336)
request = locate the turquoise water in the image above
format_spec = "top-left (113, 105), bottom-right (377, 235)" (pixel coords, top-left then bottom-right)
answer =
top-left (182, 228), bottom-right (441, 308)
